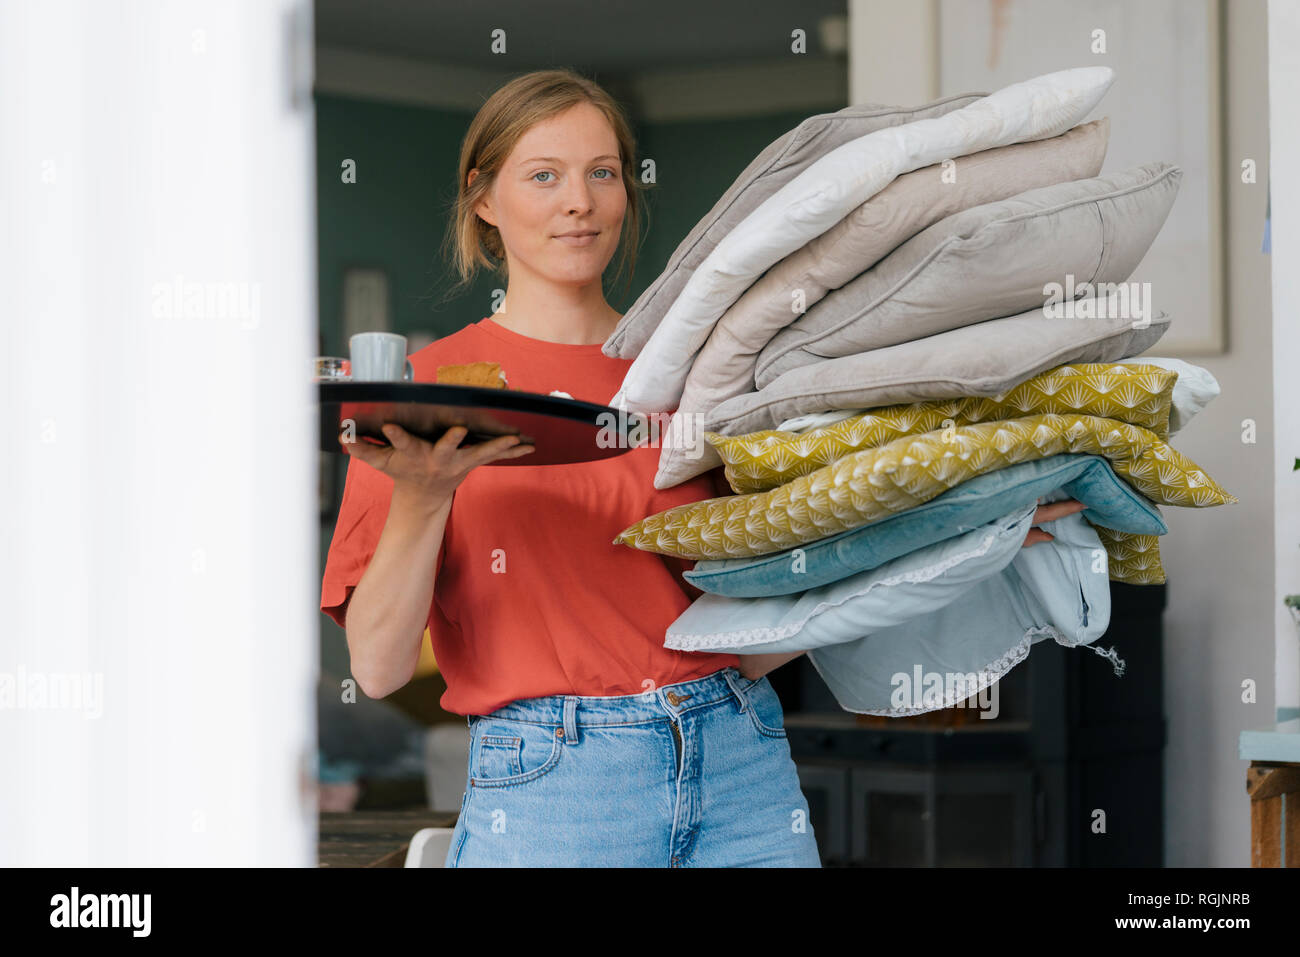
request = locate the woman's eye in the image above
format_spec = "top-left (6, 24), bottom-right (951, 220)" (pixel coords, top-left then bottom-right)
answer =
top-left (532, 171), bottom-right (554, 183)
top-left (592, 168), bottom-right (614, 180)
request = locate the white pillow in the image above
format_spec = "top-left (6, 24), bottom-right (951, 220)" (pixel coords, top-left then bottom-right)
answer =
top-left (1112, 357), bottom-right (1219, 435)
top-left (609, 66), bottom-right (1116, 415)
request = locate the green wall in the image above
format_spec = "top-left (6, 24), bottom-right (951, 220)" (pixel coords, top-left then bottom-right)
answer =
top-left (314, 91), bottom-right (840, 351)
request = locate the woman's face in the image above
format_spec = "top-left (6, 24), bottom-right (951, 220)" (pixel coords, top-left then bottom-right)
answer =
top-left (473, 102), bottom-right (627, 288)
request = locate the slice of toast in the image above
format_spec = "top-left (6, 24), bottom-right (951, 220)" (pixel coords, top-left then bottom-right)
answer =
top-left (435, 361), bottom-right (509, 389)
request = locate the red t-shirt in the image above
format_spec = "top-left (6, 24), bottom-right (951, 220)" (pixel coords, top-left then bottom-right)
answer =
top-left (320, 316), bottom-right (740, 715)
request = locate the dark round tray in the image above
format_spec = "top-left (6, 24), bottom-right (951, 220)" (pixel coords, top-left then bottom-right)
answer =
top-left (318, 381), bottom-right (646, 466)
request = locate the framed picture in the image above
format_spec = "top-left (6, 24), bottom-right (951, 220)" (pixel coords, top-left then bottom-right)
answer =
top-left (937, 0), bottom-right (1226, 354)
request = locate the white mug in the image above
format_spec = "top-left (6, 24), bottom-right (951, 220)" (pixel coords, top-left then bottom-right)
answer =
top-left (349, 332), bottom-right (413, 382)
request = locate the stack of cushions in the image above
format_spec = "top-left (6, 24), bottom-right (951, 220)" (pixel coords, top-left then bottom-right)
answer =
top-left (614, 369), bottom-right (1235, 715)
top-left (614, 362), bottom-right (1236, 584)
top-left (602, 67), bottom-right (1239, 715)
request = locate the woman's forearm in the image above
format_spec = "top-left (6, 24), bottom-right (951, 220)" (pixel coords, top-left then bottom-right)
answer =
top-left (344, 488), bottom-right (452, 697)
top-left (737, 650), bottom-right (806, 681)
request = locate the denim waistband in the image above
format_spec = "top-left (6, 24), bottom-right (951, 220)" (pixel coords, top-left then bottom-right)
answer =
top-left (468, 666), bottom-right (756, 733)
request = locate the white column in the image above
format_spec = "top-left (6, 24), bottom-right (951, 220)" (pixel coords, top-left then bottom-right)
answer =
top-left (848, 0), bottom-right (938, 106)
top-left (1268, 0), bottom-right (1300, 721)
top-left (0, 0), bottom-right (318, 865)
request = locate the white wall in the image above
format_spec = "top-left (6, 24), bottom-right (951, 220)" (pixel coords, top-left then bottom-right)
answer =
top-left (1269, 2), bottom-right (1300, 723)
top-left (848, 0), bottom-right (1277, 866)
top-left (0, 0), bottom-right (319, 866)
top-left (1164, 0), bottom-right (1274, 867)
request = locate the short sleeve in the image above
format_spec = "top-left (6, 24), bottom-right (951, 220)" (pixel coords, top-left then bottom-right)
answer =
top-left (320, 455), bottom-right (451, 631)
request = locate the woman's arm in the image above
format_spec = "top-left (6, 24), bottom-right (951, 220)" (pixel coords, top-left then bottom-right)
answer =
top-left (737, 650), bottom-right (806, 681)
top-left (341, 423), bottom-right (535, 697)
top-left (345, 488), bottom-right (452, 698)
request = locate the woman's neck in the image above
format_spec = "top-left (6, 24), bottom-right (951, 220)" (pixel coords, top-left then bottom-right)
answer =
top-left (492, 275), bottom-right (621, 346)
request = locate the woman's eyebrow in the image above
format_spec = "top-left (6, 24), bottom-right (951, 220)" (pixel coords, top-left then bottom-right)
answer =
top-left (519, 154), bottom-right (620, 165)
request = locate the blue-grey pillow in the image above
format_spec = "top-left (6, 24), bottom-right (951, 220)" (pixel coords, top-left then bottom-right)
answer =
top-left (683, 453), bottom-right (1164, 598)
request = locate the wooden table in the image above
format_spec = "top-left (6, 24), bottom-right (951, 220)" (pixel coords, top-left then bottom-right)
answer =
top-left (319, 808), bottom-right (459, 868)
top-left (1239, 717), bottom-right (1300, 866)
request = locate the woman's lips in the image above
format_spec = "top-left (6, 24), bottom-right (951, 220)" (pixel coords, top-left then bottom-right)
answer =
top-left (553, 232), bottom-right (599, 246)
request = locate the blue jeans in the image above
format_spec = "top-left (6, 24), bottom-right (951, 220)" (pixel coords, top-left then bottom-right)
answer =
top-left (445, 666), bottom-right (822, 867)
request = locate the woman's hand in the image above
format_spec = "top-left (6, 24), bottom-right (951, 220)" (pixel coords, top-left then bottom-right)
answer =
top-left (1021, 498), bottom-right (1087, 547)
top-left (341, 423), bottom-right (535, 509)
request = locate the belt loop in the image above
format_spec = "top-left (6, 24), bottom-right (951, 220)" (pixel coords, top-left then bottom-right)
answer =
top-left (720, 667), bottom-right (748, 714)
top-left (563, 696), bottom-right (578, 745)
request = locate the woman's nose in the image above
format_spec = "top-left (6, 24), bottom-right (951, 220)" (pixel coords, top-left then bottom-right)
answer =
top-left (562, 182), bottom-right (595, 215)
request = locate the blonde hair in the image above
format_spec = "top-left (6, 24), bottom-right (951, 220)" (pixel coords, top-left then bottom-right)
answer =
top-left (442, 69), bottom-right (646, 299)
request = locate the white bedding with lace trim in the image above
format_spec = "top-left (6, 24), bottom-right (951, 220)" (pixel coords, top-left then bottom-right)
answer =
top-left (665, 495), bottom-right (1122, 715)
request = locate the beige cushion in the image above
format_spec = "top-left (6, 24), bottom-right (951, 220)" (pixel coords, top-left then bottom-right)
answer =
top-left (601, 91), bottom-right (985, 361)
top-left (703, 293), bottom-right (1171, 438)
top-left (653, 118), bottom-right (1112, 489)
top-left (755, 162), bottom-right (1182, 388)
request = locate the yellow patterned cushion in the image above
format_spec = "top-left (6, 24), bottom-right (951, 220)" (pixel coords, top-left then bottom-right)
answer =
top-left (710, 363), bottom-right (1178, 494)
top-left (1094, 527), bottom-right (1167, 585)
top-left (613, 413), bottom-right (1237, 578)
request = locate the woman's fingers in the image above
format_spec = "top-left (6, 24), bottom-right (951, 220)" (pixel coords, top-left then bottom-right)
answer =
top-left (1021, 527), bottom-right (1055, 547)
top-left (502, 443), bottom-right (537, 459)
top-left (380, 422), bottom-right (418, 451)
top-left (1032, 499), bottom-right (1088, 523)
top-left (473, 433), bottom-right (534, 466)
top-left (433, 425), bottom-right (469, 453)
top-left (1021, 498), bottom-right (1087, 547)
top-left (431, 425), bottom-right (523, 463)
top-left (339, 431), bottom-right (389, 466)
top-left (343, 423), bottom-right (535, 476)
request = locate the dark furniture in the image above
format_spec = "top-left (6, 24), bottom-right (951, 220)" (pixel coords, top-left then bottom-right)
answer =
top-left (771, 580), bottom-right (1167, 866)
top-left (319, 809), bottom-right (458, 867)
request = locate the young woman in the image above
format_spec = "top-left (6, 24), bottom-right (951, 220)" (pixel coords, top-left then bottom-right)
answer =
top-left (320, 68), bottom-right (1083, 868)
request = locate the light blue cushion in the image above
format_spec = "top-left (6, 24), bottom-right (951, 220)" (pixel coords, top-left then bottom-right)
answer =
top-left (683, 453), bottom-right (1164, 598)
top-left (666, 494), bottom-right (1119, 714)
top-left (666, 504), bottom-right (1038, 653)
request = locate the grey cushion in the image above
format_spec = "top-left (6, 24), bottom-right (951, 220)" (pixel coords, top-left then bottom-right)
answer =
top-left (705, 297), bottom-right (1171, 437)
top-left (755, 162), bottom-right (1182, 388)
top-left (601, 91), bottom-right (986, 360)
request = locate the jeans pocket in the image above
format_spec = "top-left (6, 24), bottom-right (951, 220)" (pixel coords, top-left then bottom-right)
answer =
top-left (469, 717), bottom-right (564, 788)
top-left (742, 676), bottom-right (788, 739)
